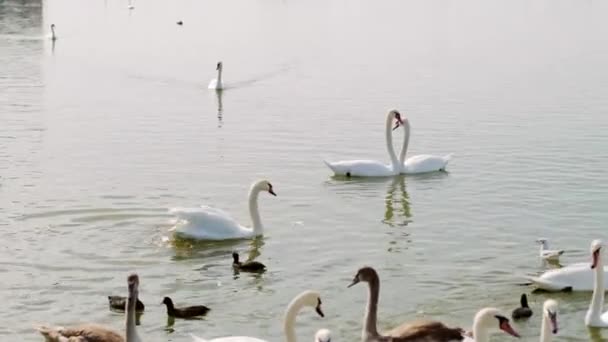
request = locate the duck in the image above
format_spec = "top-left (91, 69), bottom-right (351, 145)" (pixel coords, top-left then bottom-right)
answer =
top-left (537, 238), bottom-right (564, 262)
top-left (348, 266), bottom-right (520, 342)
top-left (177, 20), bottom-right (183, 25)
top-left (162, 297), bottom-right (210, 318)
top-left (511, 294), bottom-right (533, 319)
top-left (108, 295), bottom-right (145, 312)
top-left (36, 274), bottom-right (141, 342)
top-left (232, 252), bottom-right (266, 272)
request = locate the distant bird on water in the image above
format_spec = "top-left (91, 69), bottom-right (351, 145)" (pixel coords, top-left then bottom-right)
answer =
top-left (537, 238), bottom-right (564, 262)
top-left (177, 20), bottom-right (183, 25)
top-left (512, 293), bottom-right (533, 320)
top-left (161, 297), bottom-right (210, 318)
top-left (232, 252), bottom-right (266, 273)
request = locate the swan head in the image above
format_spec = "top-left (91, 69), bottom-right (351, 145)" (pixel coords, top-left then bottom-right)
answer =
top-left (216, 61), bottom-right (223, 71)
top-left (127, 274), bottom-right (139, 298)
top-left (474, 308), bottom-right (520, 338)
top-left (253, 180), bottom-right (276, 196)
top-left (389, 110), bottom-right (405, 131)
top-left (292, 290), bottom-right (324, 318)
top-left (161, 296), bottom-right (174, 307)
top-left (50, 24), bottom-right (55, 29)
top-left (591, 239), bottom-right (603, 269)
top-left (543, 299), bottom-right (558, 334)
top-left (347, 266), bottom-right (378, 287)
top-left (315, 329), bottom-right (332, 342)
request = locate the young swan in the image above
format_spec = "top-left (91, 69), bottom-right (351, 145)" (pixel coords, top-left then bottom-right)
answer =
top-left (348, 267), bottom-right (520, 342)
top-left (585, 239), bottom-right (608, 327)
top-left (540, 300), bottom-right (558, 342)
top-left (36, 273), bottom-right (141, 342)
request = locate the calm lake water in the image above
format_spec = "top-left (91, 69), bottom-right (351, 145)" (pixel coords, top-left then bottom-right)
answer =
top-left (2, 0), bottom-right (608, 341)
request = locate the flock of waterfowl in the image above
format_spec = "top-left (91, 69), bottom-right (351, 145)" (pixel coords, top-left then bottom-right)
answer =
top-left (39, 10), bottom-right (607, 342)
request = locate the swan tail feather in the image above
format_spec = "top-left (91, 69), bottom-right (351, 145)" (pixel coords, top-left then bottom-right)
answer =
top-left (190, 333), bottom-right (209, 342)
top-left (322, 159), bottom-right (338, 173)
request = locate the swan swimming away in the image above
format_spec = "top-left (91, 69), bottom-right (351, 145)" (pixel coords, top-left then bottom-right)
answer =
top-left (190, 290), bottom-right (326, 342)
top-left (347, 266), bottom-right (519, 342)
top-left (170, 180), bottom-right (276, 240)
top-left (536, 238), bottom-right (564, 261)
top-left (585, 239), bottom-right (608, 327)
top-left (324, 110), bottom-right (404, 177)
top-left (540, 300), bottom-right (558, 342)
top-left (208, 61), bottom-right (224, 90)
top-left (526, 240), bottom-right (608, 292)
top-left (396, 117), bottom-right (452, 174)
top-left (36, 274), bottom-right (141, 342)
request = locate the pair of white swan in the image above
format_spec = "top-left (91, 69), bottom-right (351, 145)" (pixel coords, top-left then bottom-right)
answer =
top-left (191, 290), bottom-right (330, 342)
top-left (209, 61), bottom-right (224, 90)
top-left (170, 180), bottom-right (275, 240)
top-left (323, 110), bottom-right (452, 177)
top-left (36, 274), bottom-right (141, 342)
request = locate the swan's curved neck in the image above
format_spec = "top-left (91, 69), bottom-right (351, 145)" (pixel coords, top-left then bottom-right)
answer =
top-left (283, 294), bottom-right (309, 342)
top-left (398, 119), bottom-right (410, 166)
top-left (248, 186), bottom-right (263, 235)
top-left (217, 66), bottom-right (223, 86)
top-left (385, 114), bottom-right (400, 171)
top-left (589, 252), bottom-right (605, 322)
top-left (126, 290), bottom-right (138, 341)
top-left (472, 317), bottom-right (490, 342)
top-left (51, 27), bottom-right (56, 38)
top-left (363, 276), bottom-right (380, 339)
top-left (540, 312), bottom-right (551, 342)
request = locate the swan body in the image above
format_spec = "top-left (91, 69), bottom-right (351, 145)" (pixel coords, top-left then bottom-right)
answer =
top-left (585, 239), bottom-right (608, 327)
top-left (540, 300), bottom-right (558, 342)
top-left (324, 110), bottom-right (404, 177)
top-left (348, 267), bottom-right (519, 342)
top-left (209, 61), bottom-right (224, 90)
top-left (398, 118), bottom-right (451, 174)
top-left (36, 274), bottom-right (141, 342)
top-left (537, 239), bottom-right (564, 261)
top-left (526, 257), bottom-right (608, 292)
top-left (171, 180), bottom-right (276, 240)
top-left (191, 290), bottom-right (325, 342)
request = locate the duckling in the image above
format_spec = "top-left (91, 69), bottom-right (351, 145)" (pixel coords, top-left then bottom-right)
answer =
top-left (161, 297), bottom-right (210, 318)
top-left (512, 293), bottom-right (533, 319)
top-left (232, 252), bottom-right (266, 273)
top-left (108, 295), bottom-right (145, 312)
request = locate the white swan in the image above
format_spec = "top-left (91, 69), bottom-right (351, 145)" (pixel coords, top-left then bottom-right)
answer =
top-left (526, 240), bottom-right (608, 292)
top-left (324, 110), bottom-right (404, 177)
top-left (460, 308), bottom-right (520, 342)
top-left (397, 117), bottom-right (452, 174)
top-left (36, 273), bottom-right (141, 342)
top-left (314, 329), bottom-right (332, 342)
top-left (208, 62), bottom-right (224, 90)
top-left (191, 290), bottom-right (326, 342)
top-left (537, 238), bottom-right (564, 261)
top-left (540, 300), bottom-right (558, 342)
top-left (170, 180), bottom-right (276, 240)
top-left (585, 239), bottom-right (608, 327)
top-left (49, 24), bottom-right (57, 41)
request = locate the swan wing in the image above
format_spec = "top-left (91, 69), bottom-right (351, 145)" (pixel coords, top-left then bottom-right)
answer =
top-left (385, 320), bottom-right (463, 341)
top-left (323, 159), bottom-right (396, 177)
top-left (208, 79), bottom-right (219, 89)
top-left (403, 154), bottom-right (451, 174)
top-left (36, 324), bottom-right (123, 341)
top-left (191, 335), bottom-right (267, 342)
top-left (170, 206), bottom-right (249, 240)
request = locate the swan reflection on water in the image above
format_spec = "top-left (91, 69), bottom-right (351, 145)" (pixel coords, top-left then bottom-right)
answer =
top-left (383, 175), bottom-right (411, 227)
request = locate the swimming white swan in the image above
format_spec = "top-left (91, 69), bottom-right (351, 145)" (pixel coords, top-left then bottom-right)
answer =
top-left (314, 329), bottom-right (332, 342)
top-left (585, 239), bottom-right (608, 327)
top-left (170, 180), bottom-right (276, 240)
top-left (36, 274), bottom-right (141, 342)
top-left (190, 290), bottom-right (326, 342)
top-left (348, 267), bottom-right (519, 342)
top-left (324, 110), bottom-right (404, 177)
top-left (49, 24), bottom-right (57, 41)
top-left (526, 240), bottom-right (608, 292)
top-left (540, 299), bottom-right (558, 342)
top-left (208, 61), bottom-right (224, 90)
top-left (397, 117), bottom-right (452, 174)
top-left (537, 238), bottom-right (564, 262)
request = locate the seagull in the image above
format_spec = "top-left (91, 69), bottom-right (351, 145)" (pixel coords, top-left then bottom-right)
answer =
top-left (537, 238), bottom-right (564, 261)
